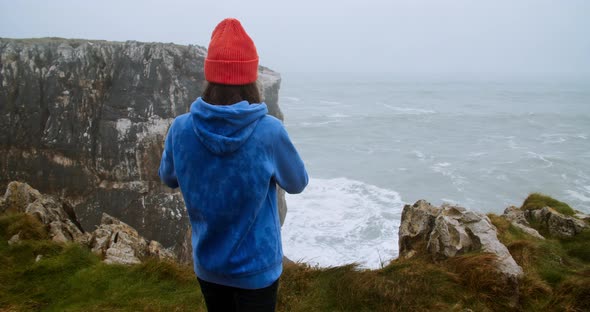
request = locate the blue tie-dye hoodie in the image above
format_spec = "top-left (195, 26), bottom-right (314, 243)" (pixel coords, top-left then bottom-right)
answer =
top-left (158, 97), bottom-right (308, 289)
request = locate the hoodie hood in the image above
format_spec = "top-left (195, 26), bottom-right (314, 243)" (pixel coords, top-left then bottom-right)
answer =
top-left (191, 97), bottom-right (268, 155)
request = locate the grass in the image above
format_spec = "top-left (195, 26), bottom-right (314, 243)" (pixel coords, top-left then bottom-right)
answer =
top-left (489, 211), bottom-right (590, 311)
top-left (521, 193), bottom-right (576, 216)
top-left (1, 200), bottom-right (589, 311)
top-left (0, 213), bottom-right (205, 312)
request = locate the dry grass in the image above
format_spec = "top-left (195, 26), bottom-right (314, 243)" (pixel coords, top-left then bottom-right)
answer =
top-left (547, 269), bottom-right (590, 311)
top-left (445, 253), bottom-right (516, 302)
top-left (279, 258), bottom-right (465, 312)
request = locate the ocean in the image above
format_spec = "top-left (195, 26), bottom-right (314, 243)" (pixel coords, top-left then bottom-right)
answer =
top-left (277, 72), bottom-right (590, 269)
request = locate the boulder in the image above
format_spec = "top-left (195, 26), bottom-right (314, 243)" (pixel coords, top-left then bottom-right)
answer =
top-left (90, 213), bottom-right (176, 264)
top-left (399, 200), bottom-right (523, 278)
top-left (148, 240), bottom-right (176, 261)
top-left (26, 194), bottom-right (85, 243)
top-left (502, 206), bottom-right (545, 240)
top-left (8, 232), bottom-right (21, 245)
top-left (1, 181), bottom-right (85, 243)
top-left (398, 200), bottom-right (439, 259)
top-left (0, 181), bottom-right (42, 213)
top-left (524, 207), bottom-right (586, 238)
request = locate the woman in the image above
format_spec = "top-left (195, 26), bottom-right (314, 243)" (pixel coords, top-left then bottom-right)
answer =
top-left (158, 18), bottom-right (308, 312)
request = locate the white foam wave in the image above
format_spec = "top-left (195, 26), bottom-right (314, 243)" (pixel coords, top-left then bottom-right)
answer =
top-left (413, 150), bottom-right (426, 160)
top-left (540, 133), bottom-right (589, 144)
top-left (281, 96), bottom-right (302, 103)
top-left (431, 162), bottom-right (468, 191)
top-left (326, 113), bottom-right (351, 118)
top-left (319, 100), bottom-right (342, 105)
top-left (479, 135), bottom-right (521, 149)
top-left (527, 152), bottom-right (554, 168)
top-left (382, 104), bottom-right (436, 115)
top-left (283, 177), bottom-right (404, 269)
top-left (299, 120), bottom-right (340, 127)
top-left (566, 190), bottom-right (590, 202)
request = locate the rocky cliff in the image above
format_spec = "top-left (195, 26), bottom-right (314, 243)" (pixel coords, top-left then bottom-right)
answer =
top-left (0, 38), bottom-right (285, 261)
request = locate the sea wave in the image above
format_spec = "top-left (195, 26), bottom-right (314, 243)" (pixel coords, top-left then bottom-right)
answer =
top-left (281, 96), bottom-right (302, 103)
top-left (299, 120), bottom-right (341, 127)
top-left (319, 100), bottom-right (342, 105)
top-left (430, 162), bottom-right (468, 191)
top-left (526, 151), bottom-right (554, 168)
top-left (566, 189), bottom-right (590, 203)
top-left (326, 113), bottom-right (351, 118)
top-left (283, 177), bottom-right (404, 269)
top-left (382, 104), bottom-right (436, 115)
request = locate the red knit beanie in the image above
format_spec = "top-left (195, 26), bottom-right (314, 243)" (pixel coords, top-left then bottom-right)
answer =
top-left (205, 18), bottom-right (259, 85)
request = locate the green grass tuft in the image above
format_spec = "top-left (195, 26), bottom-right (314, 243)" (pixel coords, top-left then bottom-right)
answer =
top-left (521, 193), bottom-right (575, 216)
top-left (0, 213), bottom-right (48, 241)
top-left (560, 229), bottom-right (590, 262)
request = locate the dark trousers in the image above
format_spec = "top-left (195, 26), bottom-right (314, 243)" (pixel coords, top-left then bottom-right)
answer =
top-left (197, 277), bottom-right (279, 312)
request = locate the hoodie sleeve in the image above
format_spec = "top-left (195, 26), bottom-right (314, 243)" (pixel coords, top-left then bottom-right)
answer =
top-left (273, 125), bottom-right (308, 194)
top-left (159, 122), bottom-right (179, 189)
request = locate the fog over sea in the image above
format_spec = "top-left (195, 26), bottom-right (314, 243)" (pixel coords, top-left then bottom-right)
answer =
top-left (278, 72), bottom-right (590, 269)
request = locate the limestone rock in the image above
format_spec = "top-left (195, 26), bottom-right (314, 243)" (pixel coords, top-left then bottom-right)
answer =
top-left (502, 206), bottom-right (545, 240)
top-left (148, 240), bottom-right (176, 261)
top-left (1, 181), bottom-right (42, 213)
top-left (176, 227), bottom-right (194, 265)
top-left (91, 213), bottom-right (147, 264)
top-left (90, 213), bottom-right (176, 264)
top-left (399, 200), bottom-right (523, 278)
top-left (1, 182), bottom-right (175, 264)
top-left (8, 232), bottom-right (21, 245)
top-left (0, 181), bottom-right (85, 242)
top-left (574, 212), bottom-right (590, 223)
top-left (398, 200), bottom-right (439, 258)
top-left (0, 38), bottom-right (285, 259)
top-left (25, 194), bottom-right (85, 243)
top-left (525, 207), bottom-right (586, 238)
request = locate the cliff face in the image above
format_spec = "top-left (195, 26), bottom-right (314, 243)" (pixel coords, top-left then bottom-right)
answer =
top-left (0, 38), bottom-right (285, 260)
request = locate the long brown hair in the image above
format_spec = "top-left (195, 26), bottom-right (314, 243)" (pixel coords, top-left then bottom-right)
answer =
top-left (202, 82), bottom-right (261, 106)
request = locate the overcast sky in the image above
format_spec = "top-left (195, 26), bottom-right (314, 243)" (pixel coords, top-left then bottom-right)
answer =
top-left (1, 0), bottom-right (589, 75)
